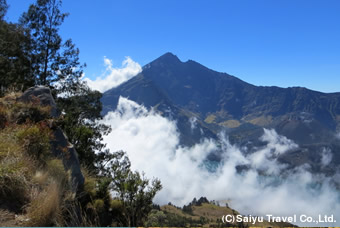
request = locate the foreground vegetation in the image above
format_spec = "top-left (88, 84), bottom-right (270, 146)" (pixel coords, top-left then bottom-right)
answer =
top-left (0, 0), bottom-right (161, 225)
top-left (0, 91), bottom-right (161, 226)
top-left (0, 93), bottom-right (77, 226)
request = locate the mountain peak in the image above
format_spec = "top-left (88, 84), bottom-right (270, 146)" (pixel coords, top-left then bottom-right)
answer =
top-left (161, 52), bottom-right (179, 59)
top-left (152, 52), bottom-right (181, 64)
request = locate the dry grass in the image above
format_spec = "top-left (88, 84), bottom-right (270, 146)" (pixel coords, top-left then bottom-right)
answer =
top-left (24, 181), bottom-right (62, 226)
top-left (63, 201), bottom-right (100, 227)
top-left (23, 159), bottom-right (77, 226)
top-left (192, 203), bottom-right (236, 220)
top-left (0, 92), bottom-right (97, 227)
top-left (0, 92), bottom-right (51, 126)
top-left (0, 160), bottom-right (30, 205)
top-left (32, 171), bottom-right (49, 186)
top-left (0, 127), bottom-right (36, 208)
top-left (0, 209), bottom-right (16, 225)
top-left (25, 167), bottom-right (92, 227)
top-left (0, 122), bottom-right (53, 206)
top-left (247, 115), bottom-right (273, 127)
top-left (0, 92), bottom-right (63, 225)
top-left (161, 205), bottom-right (200, 220)
top-left (220, 119), bottom-right (241, 128)
top-left (0, 91), bottom-right (22, 105)
top-left (204, 114), bottom-right (216, 124)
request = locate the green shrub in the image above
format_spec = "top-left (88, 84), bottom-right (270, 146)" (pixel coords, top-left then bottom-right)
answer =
top-left (83, 175), bottom-right (97, 199)
top-left (93, 199), bottom-right (105, 213)
top-left (110, 199), bottom-right (123, 210)
top-left (16, 124), bottom-right (51, 161)
top-left (145, 210), bottom-right (167, 227)
top-left (47, 159), bottom-right (69, 185)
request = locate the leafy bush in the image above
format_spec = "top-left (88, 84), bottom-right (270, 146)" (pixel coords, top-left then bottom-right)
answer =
top-left (93, 199), bottom-right (105, 213)
top-left (47, 159), bottom-right (70, 186)
top-left (83, 169), bottom-right (97, 199)
top-left (16, 124), bottom-right (51, 161)
top-left (145, 210), bottom-right (168, 227)
top-left (104, 151), bottom-right (162, 226)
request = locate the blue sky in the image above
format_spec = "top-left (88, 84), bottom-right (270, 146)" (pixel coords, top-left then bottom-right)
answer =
top-left (5, 0), bottom-right (340, 92)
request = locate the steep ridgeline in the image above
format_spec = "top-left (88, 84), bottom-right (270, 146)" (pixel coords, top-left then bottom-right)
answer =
top-left (102, 52), bottom-right (340, 173)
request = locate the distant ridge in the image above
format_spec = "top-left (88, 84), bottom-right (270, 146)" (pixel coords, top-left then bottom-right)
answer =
top-left (102, 52), bottom-right (340, 174)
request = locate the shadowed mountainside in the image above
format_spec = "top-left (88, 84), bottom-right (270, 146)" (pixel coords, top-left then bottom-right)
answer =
top-left (102, 52), bottom-right (340, 173)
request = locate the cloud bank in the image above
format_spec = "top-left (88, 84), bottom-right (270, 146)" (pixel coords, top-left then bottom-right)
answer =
top-left (101, 97), bottom-right (340, 226)
top-left (84, 57), bottom-right (142, 92)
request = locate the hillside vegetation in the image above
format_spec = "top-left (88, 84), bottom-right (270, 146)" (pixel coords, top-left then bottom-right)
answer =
top-left (146, 197), bottom-right (292, 227)
top-left (0, 92), bottom-right (76, 226)
top-left (0, 90), bottom-right (162, 227)
top-left (1, 0), bottom-right (163, 225)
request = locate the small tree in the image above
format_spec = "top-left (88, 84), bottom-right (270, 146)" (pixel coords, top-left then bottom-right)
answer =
top-left (19, 0), bottom-right (109, 173)
top-left (145, 210), bottom-right (167, 227)
top-left (103, 151), bottom-right (162, 226)
top-left (57, 85), bottom-right (111, 171)
top-left (20, 0), bottom-right (71, 86)
top-left (182, 204), bottom-right (193, 214)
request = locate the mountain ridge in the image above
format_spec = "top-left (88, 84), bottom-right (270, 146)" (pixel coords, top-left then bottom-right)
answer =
top-left (103, 52), bottom-right (340, 129)
top-left (102, 52), bottom-right (340, 173)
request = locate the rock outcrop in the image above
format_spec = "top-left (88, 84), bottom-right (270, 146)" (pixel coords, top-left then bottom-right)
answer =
top-left (50, 127), bottom-right (85, 192)
top-left (19, 86), bottom-right (84, 192)
top-left (19, 86), bottom-right (59, 117)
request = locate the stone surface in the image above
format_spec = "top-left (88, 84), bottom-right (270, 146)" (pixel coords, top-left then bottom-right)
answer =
top-left (20, 86), bottom-right (84, 192)
top-left (50, 127), bottom-right (85, 192)
top-left (18, 86), bottom-right (59, 117)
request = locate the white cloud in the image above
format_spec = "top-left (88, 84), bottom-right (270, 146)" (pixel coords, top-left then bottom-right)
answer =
top-left (189, 116), bottom-right (197, 132)
top-left (84, 56), bottom-right (142, 93)
top-left (336, 132), bottom-right (340, 140)
top-left (101, 97), bottom-right (340, 226)
top-left (248, 129), bottom-right (297, 175)
top-left (321, 147), bottom-right (333, 167)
